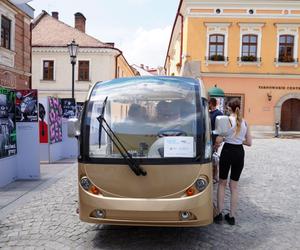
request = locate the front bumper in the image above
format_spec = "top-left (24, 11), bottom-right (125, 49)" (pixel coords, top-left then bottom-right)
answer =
top-left (79, 184), bottom-right (213, 227)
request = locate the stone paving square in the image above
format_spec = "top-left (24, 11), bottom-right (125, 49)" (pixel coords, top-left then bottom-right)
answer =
top-left (0, 139), bottom-right (299, 249)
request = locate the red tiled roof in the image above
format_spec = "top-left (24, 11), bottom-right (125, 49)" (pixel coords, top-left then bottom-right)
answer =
top-left (32, 11), bottom-right (109, 47)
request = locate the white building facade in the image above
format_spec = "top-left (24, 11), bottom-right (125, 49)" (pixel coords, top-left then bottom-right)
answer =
top-left (32, 11), bottom-right (134, 102)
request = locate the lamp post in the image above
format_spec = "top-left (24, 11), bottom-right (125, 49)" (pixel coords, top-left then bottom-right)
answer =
top-left (67, 40), bottom-right (79, 99)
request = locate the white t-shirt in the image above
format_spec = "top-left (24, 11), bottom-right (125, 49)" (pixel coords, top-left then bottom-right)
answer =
top-left (224, 115), bottom-right (248, 145)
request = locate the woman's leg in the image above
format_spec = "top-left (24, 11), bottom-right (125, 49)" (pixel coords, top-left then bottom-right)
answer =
top-left (217, 143), bottom-right (231, 214)
top-left (217, 179), bottom-right (227, 213)
top-left (229, 180), bottom-right (238, 217)
top-left (229, 145), bottom-right (244, 217)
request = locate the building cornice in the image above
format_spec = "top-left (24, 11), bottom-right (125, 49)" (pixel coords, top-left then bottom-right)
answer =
top-left (238, 22), bottom-right (265, 28)
top-left (0, 1), bottom-right (17, 15)
top-left (204, 22), bottom-right (232, 27)
top-left (200, 72), bottom-right (300, 79)
top-left (37, 89), bottom-right (89, 93)
top-left (184, 1), bottom-right (300, 9)
top-left (0, 64), bottom-right (31, 77)
top-left (32, 46), bottom-right (120, 55)
top-left (275, 23), bottom-right (300, 28)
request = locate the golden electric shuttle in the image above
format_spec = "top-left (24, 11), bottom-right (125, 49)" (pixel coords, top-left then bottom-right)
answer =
top-left (71, 76), bottom-right (213, 226)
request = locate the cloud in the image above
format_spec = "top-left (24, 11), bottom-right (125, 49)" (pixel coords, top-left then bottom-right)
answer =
top-left (120, 25), bottom-right (172, 68)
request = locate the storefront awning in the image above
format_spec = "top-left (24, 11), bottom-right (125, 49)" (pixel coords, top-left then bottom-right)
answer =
top-left (208, 85), bottom-right (225, 97)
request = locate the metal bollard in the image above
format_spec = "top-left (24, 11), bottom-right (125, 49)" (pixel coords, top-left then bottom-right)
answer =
top-left (275, 122), bottom-right (279, 138)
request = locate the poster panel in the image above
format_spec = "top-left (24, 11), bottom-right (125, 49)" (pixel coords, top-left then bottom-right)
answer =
top-left (61, 98), bottom-right (76, 119)
top-left (39, 98), bottom-right (49, 143)
top-left (76, 102), bottom-right (84, 118)
top-left (15, 89), bottom-right (38, 122)
top-left (0, 87), bottom-right (16, 159)
top-left (48, 97), bottom-right (62, 144)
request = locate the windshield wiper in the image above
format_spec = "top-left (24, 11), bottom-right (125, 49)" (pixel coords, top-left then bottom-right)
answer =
top-left (96, 97), bottom-right (147, 176)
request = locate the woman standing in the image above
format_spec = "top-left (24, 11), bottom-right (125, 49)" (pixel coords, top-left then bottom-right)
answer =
top-left (214, 98), bottom-right (252, 225)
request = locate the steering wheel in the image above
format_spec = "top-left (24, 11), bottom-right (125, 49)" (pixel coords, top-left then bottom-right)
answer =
top-left (157, 129), bottom-right (187, 137)
top-left (148, 129), bottom-right (187, 158)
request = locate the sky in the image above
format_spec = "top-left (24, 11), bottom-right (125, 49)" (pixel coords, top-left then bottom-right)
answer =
top-left (29, 0), bottom-right (179, 68)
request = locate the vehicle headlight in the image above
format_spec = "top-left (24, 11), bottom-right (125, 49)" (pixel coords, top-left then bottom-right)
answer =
top-left (195, 178), bottom-right (208, 192)
top-left (80, 177), bottom-right (91, 191)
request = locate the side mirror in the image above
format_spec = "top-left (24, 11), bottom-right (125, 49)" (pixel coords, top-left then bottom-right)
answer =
top-left (68, 118), bottom-right (80, 138)
top-left (213, 115), bottom-right (231, 136)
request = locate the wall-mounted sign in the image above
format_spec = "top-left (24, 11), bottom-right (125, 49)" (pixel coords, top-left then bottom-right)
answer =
top-left (0, 70), bottom-right (16, 89)
top-left (15, 90), bottom-right (38, 122)
top-left (259, 85), bottom-right (300, 90)
top-left (0, 87), bottom-right (16, 159)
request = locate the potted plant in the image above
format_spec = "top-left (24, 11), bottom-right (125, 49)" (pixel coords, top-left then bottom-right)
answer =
top-left (278, 56), bottom-right (294, 63)
top-left (241, 55), bottom-right (257, 62)
top-left (209, 55), bottom-right (225, 61)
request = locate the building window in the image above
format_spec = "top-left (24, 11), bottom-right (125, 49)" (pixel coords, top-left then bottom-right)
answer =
top-left (278, 35), bottom-right (294, 62)
top-left (78, 61), bottom-right (90, 81)
top-left (209, 34), bottom-right (225, 61)
top-left (1, 16), bottom-right (11, 50)
top-left (241, 34), bottom-right (258, 61)
top-left (43, 60), bottom-right (54, 80)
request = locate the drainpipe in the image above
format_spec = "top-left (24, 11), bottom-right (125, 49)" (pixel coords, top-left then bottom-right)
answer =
top-left (29, 22), bottom-right (33, 89)
top-left (115, 51), bottom-right (122, 78)
top-left (178, 13), bottom-right (184, 67)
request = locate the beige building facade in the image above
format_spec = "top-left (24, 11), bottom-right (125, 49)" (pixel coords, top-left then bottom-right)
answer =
top-left (165, 0), bottom-right (300, 132)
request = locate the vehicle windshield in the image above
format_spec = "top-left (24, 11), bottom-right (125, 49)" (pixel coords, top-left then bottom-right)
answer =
top-left (87, 77), bottom-right (199, 159)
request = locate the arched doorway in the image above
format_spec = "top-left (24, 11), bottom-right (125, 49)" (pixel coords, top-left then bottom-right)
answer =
top-left (280, 98), bottom-right (300, 131)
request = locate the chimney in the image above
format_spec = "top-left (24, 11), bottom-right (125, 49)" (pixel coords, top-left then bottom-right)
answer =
top-left (140, 64), bottom-right (144, 69)
top-left (74, 12), bottom-right (86, 33)
top-left (52, 11), bottom-right (59, 20)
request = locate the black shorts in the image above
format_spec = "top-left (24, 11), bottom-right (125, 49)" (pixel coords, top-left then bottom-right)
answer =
top-left (219, 143), bottom-right (245, 181)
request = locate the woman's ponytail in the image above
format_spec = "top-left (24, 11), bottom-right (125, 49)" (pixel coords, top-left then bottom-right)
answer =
top-left (235, 107), bottom-right (242, 136)
top-left (227, 98), bottom-right (243, 136)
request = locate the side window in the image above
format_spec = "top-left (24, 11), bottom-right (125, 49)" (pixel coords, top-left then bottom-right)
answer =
top-left (1, 15), bottom-right (11, 50)
top-left (241, 34), bottom-right (258, 61)
top-left (78, 60), bottom-right (90, 81)
top-left (43, 60), bottom-right (54, 80)
top-left (202, 98), bottom-right (212, 160)
top-left (278, 35), bottom-right (294, 62)
top-left (209, 34), bottom-right (225, 61)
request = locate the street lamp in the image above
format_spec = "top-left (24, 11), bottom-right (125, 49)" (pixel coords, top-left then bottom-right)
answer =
top-left (67, 39), bottom-right (79, 99)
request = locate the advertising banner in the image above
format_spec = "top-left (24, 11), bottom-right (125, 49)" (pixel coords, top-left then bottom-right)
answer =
top-left (48, 97), bottom-right (62, 144)
top-left (39, 98), bottom-right (49, 143)
top-left (0, 87), bottom-right (16, 159)
top-left (61, 98), bottom-right (76, 119)
top-left (15, 89), bottom-right (38, 122)
top-left (76, 102), bottom-right (84, 118)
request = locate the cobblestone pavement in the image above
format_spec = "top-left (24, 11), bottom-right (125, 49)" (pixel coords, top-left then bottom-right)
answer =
top-left (0, 138), bottom-right (299, 250)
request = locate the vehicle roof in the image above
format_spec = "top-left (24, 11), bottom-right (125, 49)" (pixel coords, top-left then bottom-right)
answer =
top-left (88, 76), bottom-right (205, 101)
top-left (94, 76), bottom-right (201, 88)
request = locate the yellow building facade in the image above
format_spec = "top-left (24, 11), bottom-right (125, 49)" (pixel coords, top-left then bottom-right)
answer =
top-left (165, 0), bottom-right (300, 133)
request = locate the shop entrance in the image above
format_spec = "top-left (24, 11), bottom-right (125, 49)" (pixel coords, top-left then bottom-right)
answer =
top-left (280, 98), bottom-right (300, 131)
